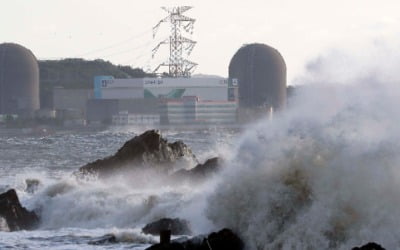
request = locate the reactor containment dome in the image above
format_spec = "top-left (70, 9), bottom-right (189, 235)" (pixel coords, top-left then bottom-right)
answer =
top-left (229, 43), bottom-right (286, 110)
top-left (0, 43), bottom-right (40, 116)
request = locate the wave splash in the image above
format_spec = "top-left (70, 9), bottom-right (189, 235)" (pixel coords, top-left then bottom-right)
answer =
top-left (207, 79), bottom-right (400, 249)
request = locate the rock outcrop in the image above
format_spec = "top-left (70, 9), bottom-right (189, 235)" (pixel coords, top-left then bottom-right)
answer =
top-left (0, 189), bottom-right (39, 231)
top-left (79, 130), bottom-right (197, 177)
top-left (205, 228), bottom-right (244, 250)
top-left (142, 218), bottom-right (192, 236)
top-left (352, 242), bottom-right (386, 250)
top-left (170, 157), bottom-right (221, 182)
top-left (145, 228), bottom-right (244, 250)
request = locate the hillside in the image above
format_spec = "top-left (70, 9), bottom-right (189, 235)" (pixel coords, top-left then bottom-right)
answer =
top-left (39, 58), bottom-right (154, 108)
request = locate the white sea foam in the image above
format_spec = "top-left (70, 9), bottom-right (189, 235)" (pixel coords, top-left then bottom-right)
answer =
top-left (15, 168), bottom-right (213, 235)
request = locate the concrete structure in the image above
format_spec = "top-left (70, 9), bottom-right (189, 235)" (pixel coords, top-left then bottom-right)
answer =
top-left (86, 99), bottom-right (119, 124)
top-left (0, 43), bottom-right (40, 116)
top-left (94, 76), bottom-right (231, 101)
top-left (229, 43), bottom-right (286, 111)
top-left (35, 109), bottom-right (56, 119)
top-left (159, 96), bottom-right (237, 125)
top-left (112, 111), bottom-right (160, 126)
top-left (0, 114), bottom-right (17, 123)
top-left (89, 75), bottom-right (238, 126)
top-left (53, 88), bottom-right (93, 119)
top-left (86, 98), bottom-right (159, 124)
top-left (94, 76), bottom-right (143, 99)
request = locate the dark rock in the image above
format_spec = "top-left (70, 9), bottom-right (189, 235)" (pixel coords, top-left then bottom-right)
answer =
top-left (205, 228), bottom-right (244, 250)
top-left (143, 218), bottom-right (192, 236)
top-left (352, 242), bottom-right (386, 250)
top-left (145, 228), bottom-right (244, 250)
top-left (88, 234), bottom-right (117, 245)
top-left (78, 130), bottom-right (197, 177)
top-left (146, 242), bottom-right (185, 250)
top-left (160, 229), bottom-right (172, 244)
top-left (0, 189), bottom-right (39, 231)
top-left (171, 157), bottom-right (221, 181)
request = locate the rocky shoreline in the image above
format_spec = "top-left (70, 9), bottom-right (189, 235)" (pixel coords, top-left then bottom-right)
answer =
top-left (0, 130), bottom-right (387, 249)
top-left (0, 130), bottom-right (237, 249)
top-left (0, 189), bottom-right (39, 231)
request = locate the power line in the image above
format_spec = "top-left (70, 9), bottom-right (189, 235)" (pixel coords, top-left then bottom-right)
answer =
top-left (99, 40), bottom-right (153, 59)
top-left (118, 36), bottom-right (175, 66)
top-left (120, 50), bottom-right (150, 65)
top-left (74, 29), bottom-right (152, 57)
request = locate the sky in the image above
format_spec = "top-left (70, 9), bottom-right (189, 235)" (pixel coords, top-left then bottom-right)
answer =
top-left (1, 0), bottom-right (399, 84)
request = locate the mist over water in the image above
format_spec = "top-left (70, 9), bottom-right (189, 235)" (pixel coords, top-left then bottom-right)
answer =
top-left (206, 42), bottom-right (400, 249)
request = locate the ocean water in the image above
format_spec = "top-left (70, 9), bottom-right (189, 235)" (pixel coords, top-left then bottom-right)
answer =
top-left (0, 128), bottom-right (237, 250)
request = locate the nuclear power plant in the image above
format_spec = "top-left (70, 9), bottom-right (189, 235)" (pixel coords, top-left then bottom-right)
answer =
top-left (87, 6), bottom-right (239, 126)
top-left (0, 6), bottom-right (288, 128)
top-left (0, 43), bottom-right (40, 117)
top-left (229, 43), bottom-right (287, 111)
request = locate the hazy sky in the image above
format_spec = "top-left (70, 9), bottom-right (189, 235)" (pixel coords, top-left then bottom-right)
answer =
top-left (2, 0), bottom-right (399, 83)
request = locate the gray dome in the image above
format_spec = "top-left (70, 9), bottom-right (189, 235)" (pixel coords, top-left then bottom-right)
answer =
top-left (0, 43), bottom-right (40, 116)
top-left (229, 43), bottom-right (286, 110)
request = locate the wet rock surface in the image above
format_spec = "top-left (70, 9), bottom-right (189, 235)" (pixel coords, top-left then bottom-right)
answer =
top-left (0, 189), bottom-right (39, 231)
top-left (142, 218), bottom-right (192, 236)
top-left (79, 130), bottom-right (197, 177)
top-left (145, 228), bottom-right (244, 250)
top-left (352, 242), bottom-right (386, 250)
top-left (170, 157), bottom-right (221, 181)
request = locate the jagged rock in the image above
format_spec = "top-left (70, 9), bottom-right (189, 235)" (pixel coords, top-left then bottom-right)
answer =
top-left (142, 218), bottom-right (192, 236)
top-left (147, 242), bottom-right (185, 250)
top-left (78, 130), bottom-right (197, 177)
top-left (0, 185), bottom-right (11, 194)
top-left (0, 189), bottom-right (39, 231)
top-left (145, 228), bottom-right (244, 250)
top-left (205, 228), bottom-right (244, 250)
top-left (170, 157), bottom-right (221, 181)
top-left (352, 242), bottom-right (386, 250)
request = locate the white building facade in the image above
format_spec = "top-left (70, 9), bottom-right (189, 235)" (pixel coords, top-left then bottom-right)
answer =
top-left (93, 76), bottom-right (238, 126)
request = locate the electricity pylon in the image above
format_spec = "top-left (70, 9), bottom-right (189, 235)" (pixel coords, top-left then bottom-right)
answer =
top-left (152, 6), bottom-right (197, 77)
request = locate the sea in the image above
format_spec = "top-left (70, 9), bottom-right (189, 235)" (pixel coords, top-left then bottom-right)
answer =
top-left (0, 127), bottom-right (238, 250)
top-left (3, 81), bottom-right (400, 249)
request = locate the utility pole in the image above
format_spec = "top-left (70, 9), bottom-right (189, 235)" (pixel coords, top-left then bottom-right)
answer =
top-left (152, 6), bottom-right (197, 77)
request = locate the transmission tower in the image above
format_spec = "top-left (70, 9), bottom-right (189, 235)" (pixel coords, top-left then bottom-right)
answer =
top-left (152, 6), bottom-right (197, 77)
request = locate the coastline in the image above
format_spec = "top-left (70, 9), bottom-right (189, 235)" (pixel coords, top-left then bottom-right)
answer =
top-left (0, 123), bottom-right (245, 137)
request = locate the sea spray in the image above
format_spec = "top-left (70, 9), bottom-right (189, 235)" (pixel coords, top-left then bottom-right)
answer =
top-left (17, 165), bottom-right (216, 234)
top-left (206, 78), bottom-right (400, 249)
top-left (30, 176), bottom-right (176, 229)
